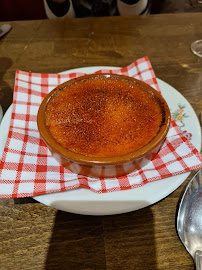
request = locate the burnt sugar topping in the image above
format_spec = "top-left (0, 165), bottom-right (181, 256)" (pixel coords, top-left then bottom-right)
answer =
top-left (45, 76), bottom-right (163, 157)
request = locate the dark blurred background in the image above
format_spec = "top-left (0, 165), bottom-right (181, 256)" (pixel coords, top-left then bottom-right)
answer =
top-left (0, 0), bottom-right (202, 21)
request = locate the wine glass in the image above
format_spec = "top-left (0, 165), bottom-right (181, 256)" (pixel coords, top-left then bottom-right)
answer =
top-left (190, 0), bottom-right (202, 57)
top-left (191, 40), bottom-right (202, 57)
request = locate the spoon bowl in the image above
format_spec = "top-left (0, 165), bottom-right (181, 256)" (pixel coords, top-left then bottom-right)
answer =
top-left (0, 24), bottom-right (12, 39)
top-left (0, 105), bottom-right (3, 123)
top-left (177, 169), bottom-right (202, 269)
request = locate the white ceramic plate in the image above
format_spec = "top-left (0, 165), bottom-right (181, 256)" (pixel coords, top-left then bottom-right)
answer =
top-left (0, 66), bottom-right (201, 216)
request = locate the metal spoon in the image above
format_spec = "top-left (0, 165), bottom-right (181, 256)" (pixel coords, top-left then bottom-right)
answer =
top-left (0, 105), bottom-right (3, 123)
top-left (0, 24), bottom-right (12, 119)
top-left (177, 169), bottom-right (202, 269)
top-left (0, 24), bottom-right (12, 39)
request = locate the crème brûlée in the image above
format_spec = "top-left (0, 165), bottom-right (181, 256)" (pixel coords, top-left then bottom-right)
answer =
top-left (45, 76), bottom-right (164, 157)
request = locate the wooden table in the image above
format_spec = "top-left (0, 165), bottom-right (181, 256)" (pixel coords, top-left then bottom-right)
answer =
top-left (0, 13), bottom-right (202, 270)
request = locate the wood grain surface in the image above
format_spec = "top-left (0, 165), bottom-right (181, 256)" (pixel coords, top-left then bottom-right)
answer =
top-left (0, 13), bottom-right (202, 270)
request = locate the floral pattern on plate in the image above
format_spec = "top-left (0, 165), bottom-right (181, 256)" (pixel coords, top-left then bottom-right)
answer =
top-left (172, 103), bottom-right (192, 140)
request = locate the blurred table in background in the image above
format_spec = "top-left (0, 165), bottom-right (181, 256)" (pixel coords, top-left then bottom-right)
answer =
top-left (0, 13), bottom-right (202, 270)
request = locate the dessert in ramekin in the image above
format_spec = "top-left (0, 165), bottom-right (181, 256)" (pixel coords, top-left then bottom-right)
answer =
top-left (37, 74), bottom-right (171, 178)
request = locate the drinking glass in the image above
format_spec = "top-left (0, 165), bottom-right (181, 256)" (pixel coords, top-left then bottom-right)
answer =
top-left (191, 40), bottom-right (202, 57)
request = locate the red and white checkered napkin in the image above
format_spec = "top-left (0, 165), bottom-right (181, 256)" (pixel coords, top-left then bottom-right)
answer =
top-left (0, 56), bottom-right (202, 198)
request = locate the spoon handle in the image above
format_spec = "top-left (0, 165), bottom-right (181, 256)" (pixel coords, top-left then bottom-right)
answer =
top-left (194, 250), bottom-right (202, 270)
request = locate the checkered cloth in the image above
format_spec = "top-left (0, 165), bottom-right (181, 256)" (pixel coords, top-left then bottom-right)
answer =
top-left (0, 57), bottom-right (202, 198)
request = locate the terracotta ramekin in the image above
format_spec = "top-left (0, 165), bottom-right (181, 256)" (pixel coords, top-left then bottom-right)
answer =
top-left (37, 74), bottom-right (171, 178)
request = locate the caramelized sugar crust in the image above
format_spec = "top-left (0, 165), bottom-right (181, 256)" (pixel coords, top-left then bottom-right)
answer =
top-left (45, 77), bottom-right (163, 157)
